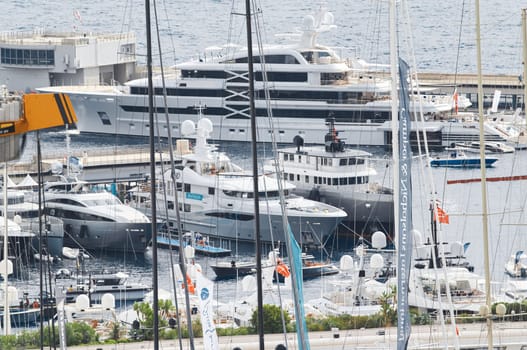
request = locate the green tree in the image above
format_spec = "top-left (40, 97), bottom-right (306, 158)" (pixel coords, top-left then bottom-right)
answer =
top-left (250, 304), bottom-right (290, 334)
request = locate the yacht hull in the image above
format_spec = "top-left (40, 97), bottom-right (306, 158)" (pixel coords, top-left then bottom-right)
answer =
top-left (62, 221), bottom-right (151, 253)
top-left (154, 210), bottom-right (342, 248)
top-left (42, 91), bottom-right (507, 148)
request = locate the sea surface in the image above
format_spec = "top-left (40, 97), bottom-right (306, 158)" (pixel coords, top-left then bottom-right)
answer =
top-left (3, 0), bottom-right (527, 321)
top-left (1, 0), bottom-right (527, 75)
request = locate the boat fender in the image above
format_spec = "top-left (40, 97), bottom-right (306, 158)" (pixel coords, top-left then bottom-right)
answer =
top-left (276, 262), bottom-right (290, 278)
top-left (182, 274), bottom-right (195, 294)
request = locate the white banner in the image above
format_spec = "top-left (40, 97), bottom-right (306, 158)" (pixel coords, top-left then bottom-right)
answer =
top-left (196, 273), bottom-right (218, 350)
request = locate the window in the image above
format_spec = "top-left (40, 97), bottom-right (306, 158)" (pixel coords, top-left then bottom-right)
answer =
top-left (1, 48), bottom-right (54, 65)
top-left (184, 204), bottom-right (191, 212)
top-left (332, 178), bottom-right (338, 185)
top-left (184, 184), bottom-right (191, 192)
top-left (339, 178), bottom-right (347, 185)
top-left (167, 201), bottom-right (174, 210)
top-left (305, 175), bottom-right (309, 183)
top-left (208, 187), bottom-right (215, 195)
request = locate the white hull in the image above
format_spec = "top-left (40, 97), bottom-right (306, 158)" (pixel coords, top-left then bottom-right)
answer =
top-left (38, 87), bottom-right (507, 148)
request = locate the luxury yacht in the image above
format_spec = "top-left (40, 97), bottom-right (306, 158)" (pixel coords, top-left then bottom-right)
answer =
top-left (36, 7), bottom-right (507, 148)
top-left (264, 119), bottom-right (394, 239)
top-left (28, 176), bottom-right (152, 254)
top-left (128, 118), bottom-right (347, 249)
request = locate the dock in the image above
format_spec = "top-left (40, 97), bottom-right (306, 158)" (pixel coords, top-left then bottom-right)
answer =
top-left (8, 146), bottom-right (173, 184)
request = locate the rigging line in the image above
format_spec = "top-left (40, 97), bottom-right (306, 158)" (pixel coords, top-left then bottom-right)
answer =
top-left (152, 0), bottom-right (193, 347)
top-left (451, 0), bottom-right (466, 94)
top-left (251, 0), bottom-right (295, 346)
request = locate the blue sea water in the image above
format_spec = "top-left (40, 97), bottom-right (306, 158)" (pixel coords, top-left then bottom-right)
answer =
top-left (4, 0), bottom-right (527, 318)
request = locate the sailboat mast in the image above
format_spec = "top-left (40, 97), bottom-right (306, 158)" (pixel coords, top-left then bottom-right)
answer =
top-left (475, 0), bottom-right (493, 348)
top-left (522, 8), bottom-right (527, 116)
top-left (2, 163), bottom-right (9, 336)
top-left (244, 1), bottom-right (265, 348)
top-left (145, 0), bottom-right (159, 348)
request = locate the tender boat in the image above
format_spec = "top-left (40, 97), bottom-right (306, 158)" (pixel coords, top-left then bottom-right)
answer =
top-left (30, 176), bottom-right (152, 253)
top-left (128, 118), bottom-right (347, 249)
top-left (37, 7), bottom-right (509, 148)
top-left (60, 270), bottom-right (152, 307)
top-left (264, 119), bottom-right (394, 238)
top-left (430, 148), bottom-right (498, 168)
top-left (156, 230), bottom-right (231, 257)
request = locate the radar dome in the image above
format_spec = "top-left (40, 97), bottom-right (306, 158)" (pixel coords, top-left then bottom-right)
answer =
top-left (371, 231), bottom-right (387, 249)
top-left (302, 15), bottom-right (315, 30)
top-left (339, 255), bottom-right (354, 271)
top-left (197, 118), bottom-right (213, 134)
top-left (75, 294), bottom-right (90, 310)
top-left (101, 293), bottom-right (115, 309)
top-left (370, 253), bottom-right (384, 269)
top-left (181, 120), bottom-right (196, 136)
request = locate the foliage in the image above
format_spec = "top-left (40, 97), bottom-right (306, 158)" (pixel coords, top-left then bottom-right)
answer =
top-left (250, 304), bottom-right (291, 334)
top-left (378, 285), bottom-right (397, 327)
top-left (0, 323), bottom-right (98, 349)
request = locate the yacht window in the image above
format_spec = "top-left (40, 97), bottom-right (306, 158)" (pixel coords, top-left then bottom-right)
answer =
top-left (323, 178), bottom-right (327, 185)
top-left (328, 159), bottom-right (333, 166)
top-left (305, 175), bottom-right (309, 183)
top-left (184, 184), bottom-right (191, 192)
top-left (298, 155), bottom-right (302, 163)
top-left (332, 178), bottom-right (338, 186)
top-left (349, 177), bottom-right (356, 185)
top-left (301, 51), bottom-right (314, 63)
top-left (297, 175), bottom-right (300, 181)
top-left (289, 174), bottom-right (294, 181)
top-left (184, 204), bottom-right (191, 212)
top-left (239, 129), bottom-right (245, 133)
top-left (208, 187), bottom-right (215, 195)
top-left (339, 158), bottom-right (347, 166)
top-left (357, 177), bottom-right (363, 184)
top-left (48, 198), bottom-right (85, 207)
top-left (176, 182), bottom-right (183, 191)
top-left (340, 178), bottom-right (348, 185)
top-left (306, 156), bottom-right (310, 164)
top-left (167, 201), bottom-right (174, 210)
top-left (314, 177), bottom-right (318, 184)
top-left (283, 154), bottom-right (288, 161)
top-left (223, 190), bottom-right (237, 197)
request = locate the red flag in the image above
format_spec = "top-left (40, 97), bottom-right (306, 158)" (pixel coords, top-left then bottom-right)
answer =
top-left (434, 206), bottom-right (449, 224)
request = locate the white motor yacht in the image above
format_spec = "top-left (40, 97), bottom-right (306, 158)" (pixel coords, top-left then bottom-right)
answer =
top-left (264, 119), bottom-right (394, 239)
top-left (129, 118), bottom-right (347, 248)
top-left (29, 176), bottom-right (152, 254)
top-left (36, 7), bottom-right (507, 148)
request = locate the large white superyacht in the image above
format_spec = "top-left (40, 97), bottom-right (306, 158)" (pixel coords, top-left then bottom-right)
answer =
top-left (36, 7), bottom-right (507, 148)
